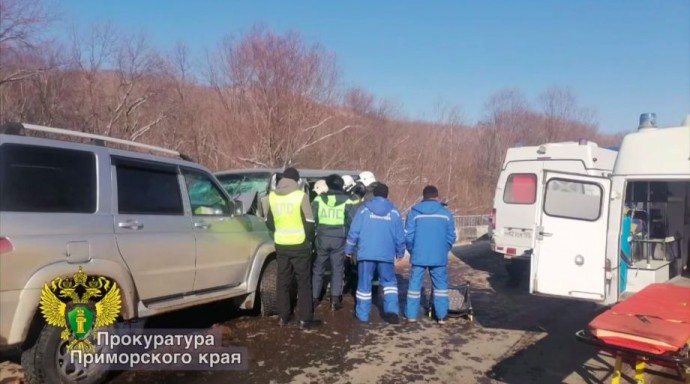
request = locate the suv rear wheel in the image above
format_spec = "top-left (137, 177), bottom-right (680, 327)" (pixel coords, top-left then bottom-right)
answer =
top-left (22, 325), bottom-right (110, 384)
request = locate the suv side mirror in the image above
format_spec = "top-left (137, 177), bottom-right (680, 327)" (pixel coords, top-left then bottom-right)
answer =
top-left (233, 199), bottom-right (245, 216)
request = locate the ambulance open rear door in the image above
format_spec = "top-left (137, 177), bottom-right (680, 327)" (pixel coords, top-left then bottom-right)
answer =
top-left (530, 171), bottom-right (611, 302)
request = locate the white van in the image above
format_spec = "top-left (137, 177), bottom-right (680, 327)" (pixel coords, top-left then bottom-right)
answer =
top-left (529, 113), bottom-right (690, 305)
top-left (490, 141), bottom-right (618, 284)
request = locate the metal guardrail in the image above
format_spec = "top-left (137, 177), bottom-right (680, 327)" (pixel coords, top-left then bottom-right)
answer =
top-left (454, 214), bottom-right (490, 228)
top-left (454, 214), bottom-right (491, 243)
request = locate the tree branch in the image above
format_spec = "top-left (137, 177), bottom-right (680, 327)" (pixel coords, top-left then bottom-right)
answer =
top-left (129, 114), bottom-right (166, 142)
top-left (237, 156), bottom-right (269, 168)
top-left (0, 67), bottom-right (48, 87)
top-left (293, 124), bottom-right (357, 156)
top-left (300, 116), bottom-right (334, 132)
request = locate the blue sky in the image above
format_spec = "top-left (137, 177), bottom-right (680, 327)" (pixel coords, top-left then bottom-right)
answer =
top-left (48, 1), bottom-right (689, 134)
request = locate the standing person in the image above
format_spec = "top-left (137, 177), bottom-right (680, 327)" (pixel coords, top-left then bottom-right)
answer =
top-left (348, 172), bottom-right (383, 294)
top-left (312, 179), bottom-right (328, 200)
top-left (345, 183), bottom-right (405, 324)
top-left (619, 207), bottom-right (633, 293)
top-left (350, 181), bottom-right (367, 201)
top-left (311, 174), bottom-right (355, 311)
top-left (358, 171), bottom-right (380, 202)
top-left (342, 175), bottom-right (356, 195)
top-left (340, 175), bottom-right (363, 295)
top-left (404, 185), bottom-right (456, 324)
top-left (266, 167), bottom-right (321, 329)
top-left (343, 175), bottom-right (363, 224)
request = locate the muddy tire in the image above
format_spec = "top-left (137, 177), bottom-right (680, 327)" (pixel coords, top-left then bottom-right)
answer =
top-left (258, 258), bottom-right (278, 316)
top-left (22, 325), bottom-right (109, 384)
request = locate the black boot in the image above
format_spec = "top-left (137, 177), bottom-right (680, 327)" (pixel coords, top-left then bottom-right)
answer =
top-left (330, 296), bottom-right (343, 311)
top-left (382, 312), bottom-right (400, 325)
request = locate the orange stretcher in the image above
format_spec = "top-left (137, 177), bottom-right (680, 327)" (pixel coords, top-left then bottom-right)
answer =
top-left (575, 283), bottom-right (690, 384)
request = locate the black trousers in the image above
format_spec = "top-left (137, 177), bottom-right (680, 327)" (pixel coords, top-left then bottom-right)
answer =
top-left (276, 245), bottom-right (313, 322)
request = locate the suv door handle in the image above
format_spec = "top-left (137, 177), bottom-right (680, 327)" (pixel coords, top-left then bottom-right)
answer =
top-left (118, 220), bottom-right (143, 230)
top-left (194, 221), bottom-right (211, 230)
top-left (539, 231), bottom-right (553, 237)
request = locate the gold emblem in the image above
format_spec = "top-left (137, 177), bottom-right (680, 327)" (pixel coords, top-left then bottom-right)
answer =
top-left (39, 267), bottom-right (122, 354)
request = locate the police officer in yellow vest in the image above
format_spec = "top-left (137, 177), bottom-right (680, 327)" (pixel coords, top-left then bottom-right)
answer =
top-left (311, 174), bottom-right (356, 311)
top-left (266, 167), bottom-right (321, 329)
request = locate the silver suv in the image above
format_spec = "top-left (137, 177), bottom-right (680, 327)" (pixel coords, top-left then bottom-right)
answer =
top-left (0, 123), bottom-right (278, 384)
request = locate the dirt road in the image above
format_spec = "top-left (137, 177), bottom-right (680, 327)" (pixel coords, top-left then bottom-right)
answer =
top-left (1, 241), bottom-right (682, 383)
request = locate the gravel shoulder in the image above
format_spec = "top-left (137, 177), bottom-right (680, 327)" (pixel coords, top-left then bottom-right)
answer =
top-left (1, 241), bottom-right (683, 383)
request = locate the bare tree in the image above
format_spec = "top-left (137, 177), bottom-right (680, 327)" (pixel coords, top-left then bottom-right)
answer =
top-left (65, 25), bottom-right (171, 142)
top-left (208, 26), bottom-right (354, 168)
top-left (0, 0), bottom-right (56, 87)
top-left (0, 19), bottom-right (623, 216)
top-left (432, 102), bottom-right (467, 211)
top-left (538, 86), bottom-right (597, 140)
top-left (478, 89), bottom-right (530, 177)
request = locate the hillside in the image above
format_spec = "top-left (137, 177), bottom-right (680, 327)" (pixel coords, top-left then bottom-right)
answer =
top-left (0, 19), bottom-right (623, 214)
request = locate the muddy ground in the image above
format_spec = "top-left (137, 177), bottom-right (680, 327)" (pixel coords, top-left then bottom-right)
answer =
top-left (1, 241), bottom-right (683, 383)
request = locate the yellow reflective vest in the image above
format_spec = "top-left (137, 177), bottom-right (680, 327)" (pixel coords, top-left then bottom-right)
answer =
top-left (269, 190), bottom-right (306, 245)
top-left (316, 195), bottom-right (354, 226)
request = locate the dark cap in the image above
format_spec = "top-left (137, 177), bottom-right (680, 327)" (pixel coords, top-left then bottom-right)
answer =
top-left (282, 167), bottom-right (300, 182)
top-left (423, 185), bottom-right (439, 200)
top-left (325, 174), bottom-right (344, 191)
top-left (373, 183), bottom-right (389, 198)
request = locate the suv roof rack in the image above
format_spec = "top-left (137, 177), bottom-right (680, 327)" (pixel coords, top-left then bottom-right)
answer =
top-left (1, 122), bottom-right (194, 161)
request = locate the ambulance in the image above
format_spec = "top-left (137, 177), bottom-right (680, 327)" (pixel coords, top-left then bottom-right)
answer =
top-left (529, 113), bottom-right (690, 305)
top-left (490, 140), bottom-right (618, 285)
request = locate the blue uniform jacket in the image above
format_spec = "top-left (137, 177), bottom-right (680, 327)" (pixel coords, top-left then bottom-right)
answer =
top-left (405, 200), bottom-right (456, 266)
top-left (345, 197), bottom-right (405, 262)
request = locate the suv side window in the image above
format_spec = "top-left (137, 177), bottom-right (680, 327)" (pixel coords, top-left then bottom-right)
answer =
top-left (116, 163), bottom-right (184, 215)
top-left (0, 143), bottom-right (97, 213)
top-left (182, 169), bottom-right (231, 216)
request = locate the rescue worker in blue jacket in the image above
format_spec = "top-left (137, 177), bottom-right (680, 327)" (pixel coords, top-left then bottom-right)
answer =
top-left (345, 183), bottom-right (405, 324)
top-left (404, 185), bottom-right (456, 324)
top-left (311, 174), bottom-right (356, 311)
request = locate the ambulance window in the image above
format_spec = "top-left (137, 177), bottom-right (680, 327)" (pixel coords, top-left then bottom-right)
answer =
top-left (544, 178), bottom-right (602, 221)
top-left (503, 173), bottom-right (537, 204)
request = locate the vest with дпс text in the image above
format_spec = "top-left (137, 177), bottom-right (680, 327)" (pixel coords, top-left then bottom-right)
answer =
top-left (317, 195), bottom-right (354, 226)
top-left (269, 190), bottom-right (306, 245)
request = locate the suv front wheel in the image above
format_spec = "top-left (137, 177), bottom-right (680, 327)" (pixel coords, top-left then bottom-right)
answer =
top-left (258, 258), bottom-right (278, 316)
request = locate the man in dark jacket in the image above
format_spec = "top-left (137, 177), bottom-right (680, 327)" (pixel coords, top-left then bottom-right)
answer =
top-left (404, 185), bottom-right (456, 324)
top-left (266, 167), bottom-right (321, 329)
top-left (345, 183), bottom-right (405, 324)
top-left (341, 177), bottom-right (363, 296)
top-left (311, 174), bottom-right (356, 311)
top-left (358, 171), bottom-right (381, 203)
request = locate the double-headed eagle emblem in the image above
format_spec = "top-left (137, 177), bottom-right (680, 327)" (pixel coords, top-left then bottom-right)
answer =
top-left (40, 267), bottom-right (122, 353)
